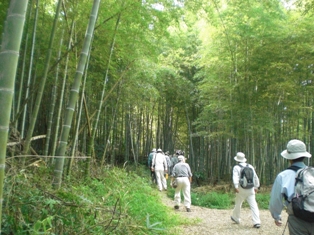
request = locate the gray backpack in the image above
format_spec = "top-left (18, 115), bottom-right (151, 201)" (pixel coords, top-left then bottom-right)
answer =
top-left (239, 164), bottom-right (254, 189)
top-left (291, 166), bottom-right (314, 222)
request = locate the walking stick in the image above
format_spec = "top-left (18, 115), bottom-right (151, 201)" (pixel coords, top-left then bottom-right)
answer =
top-left (282, 220), bottom-right (288, 235)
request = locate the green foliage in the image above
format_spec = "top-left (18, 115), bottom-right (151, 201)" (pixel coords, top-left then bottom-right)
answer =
top-left (30, 216), bottom-right (54, 235)
top-left (2, 164), bottom-right (184, 235)
top-left (178, 188), bottom-right (270, 210)
top-left (255, 193), bottom-right (271, 210)
top-left (146, 214), bottom-right (165, 232)
top-left (191, 191), bottom-right (232, 209)
top-left (0, 1), bottom-right (9, 38)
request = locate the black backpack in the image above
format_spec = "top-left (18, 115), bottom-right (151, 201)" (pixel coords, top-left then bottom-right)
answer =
top-left (239, 164), bottom-right (255, 189)
top-left (288, 166), bottom-right (314, 222)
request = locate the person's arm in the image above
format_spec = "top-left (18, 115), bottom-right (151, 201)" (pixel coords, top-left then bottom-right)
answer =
top-left (232, 165), bottom-right (240, 193)
top-left (151, 154), bottom-right (156, 170)
top-left (269, 175), bottom-right (284, 226)
top-left (252, 165), bottom-right (260, 192)
top-left (170, 176), bottom-right (174, 185)
top-left (187, 164), bottom-right (192, 183)
top-left (163, 156), bottom-right (168, 172)
top-left (171, 165), bottom-right (177, 185)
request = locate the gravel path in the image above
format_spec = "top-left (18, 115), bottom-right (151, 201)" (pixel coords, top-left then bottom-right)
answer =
top-left (160, 192), bottom-right (289, 235)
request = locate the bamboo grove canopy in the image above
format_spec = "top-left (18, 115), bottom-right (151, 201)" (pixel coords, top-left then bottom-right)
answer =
top-left (1, 0), bottom-right (314, 191)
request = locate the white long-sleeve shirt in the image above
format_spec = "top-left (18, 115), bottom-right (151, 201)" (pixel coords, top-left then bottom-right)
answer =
top-left (152, 153), bottom-right (167, 171)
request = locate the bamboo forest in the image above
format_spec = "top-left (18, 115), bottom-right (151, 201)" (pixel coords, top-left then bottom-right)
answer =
top-left (1, 0), bottom-right (314, 234)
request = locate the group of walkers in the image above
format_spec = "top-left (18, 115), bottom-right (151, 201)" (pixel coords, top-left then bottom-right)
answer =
top-left (147, 148), bottom-right (192, 212)
top-left (147, 139), bottom-right (314, 234)
top-left (231, 139), bottom-right (314, 234)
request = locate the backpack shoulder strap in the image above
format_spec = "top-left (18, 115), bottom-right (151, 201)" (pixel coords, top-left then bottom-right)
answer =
top-left (282, 166), bottom-right (304, 202)
top-left (238, 163), bottom-right (244, 168)
top-left (287, 165), bottom-right (302, 172)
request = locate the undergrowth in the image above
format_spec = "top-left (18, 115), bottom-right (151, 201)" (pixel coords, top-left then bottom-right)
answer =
top-left (3, 160), bottom-right (271, 234)
top-left (167, 184), bottom-right (270, 210)
top-left (2, 162), bottom-right (185, 235)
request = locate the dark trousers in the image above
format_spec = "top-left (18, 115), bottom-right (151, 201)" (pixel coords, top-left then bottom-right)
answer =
top-left (151, 170), bottom-right (157, 184)
top-left (288, 215), bottom-right (314, 235)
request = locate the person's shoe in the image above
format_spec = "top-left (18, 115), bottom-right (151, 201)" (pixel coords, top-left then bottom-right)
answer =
top-left (174, 205), bottom-right (179, 210)
top-left (186, 208), bottom-right (191, 212)
top-left (231, 216), bottom-right (239, 224)
top-left (253, 224), bottom-right (261, 228)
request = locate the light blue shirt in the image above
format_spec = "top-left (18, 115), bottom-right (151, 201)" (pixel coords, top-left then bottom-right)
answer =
top-left (269, 162), bottom-right (306, 221)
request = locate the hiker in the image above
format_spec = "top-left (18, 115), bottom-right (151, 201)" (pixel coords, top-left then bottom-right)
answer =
top-left (164, 151), bottom-right (172, 181)
top-left (169, 150), bottom-right (179, 175)
top-left (147, 148), bottom-right (157, 184)
top-left (231, 152), bottom-right (261, 228)
top-left (269, 139), bottom-right (313, 234)
top-left (171, 152), bottom-right (192, 212)
top-left (151, 148), bottom-right (168, 191)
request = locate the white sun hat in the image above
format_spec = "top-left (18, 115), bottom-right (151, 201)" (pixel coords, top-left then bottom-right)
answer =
top-left (178, 155), bottom-right (185, 162)
top-left (234, 152), bottom-right (247, 163)
top-left (281, 139), bottom-right (311, 160)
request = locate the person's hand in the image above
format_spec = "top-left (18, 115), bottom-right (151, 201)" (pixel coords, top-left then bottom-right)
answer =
top-left (254, 188), bottom-right (258, 193)
top-left (235, 188), bottom-right (239, 193)
top-left (274, 219), bottom-right (282, 226)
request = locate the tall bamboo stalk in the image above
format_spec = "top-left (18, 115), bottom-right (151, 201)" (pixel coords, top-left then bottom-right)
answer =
top-left (52, 0), bottom-right (100, 189)
top-left (23, 0), bottom-right (62, 154)
top-left (85, 5), bottom-right (123, 177)
top-left (51, 21), bottom-right (75, 158)
top-left (14, 0), bottom-right (32, 131)
top-left (100, 86), bottom-right (121, 167)
top-left (21, 0), bottom-right (39, 139)
top-left (67, 48), bottom-right (91, 176)
top-left (0, 0), bottom-right (29, 230)
top-left (45, 29), bottom-right (64, 156)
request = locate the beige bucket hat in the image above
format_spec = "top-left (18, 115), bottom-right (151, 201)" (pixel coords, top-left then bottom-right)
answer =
top-left (234, 152), bottom-right (247, 163)
top-left (281, 139), bottom-right (311, 160)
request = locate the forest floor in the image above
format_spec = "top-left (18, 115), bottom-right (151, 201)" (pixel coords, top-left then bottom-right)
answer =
top-left (159, 191), bottom-right (289, 235)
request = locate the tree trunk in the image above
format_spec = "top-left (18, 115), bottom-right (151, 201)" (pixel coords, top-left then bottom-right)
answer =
top-left (0, 0), bottom-right (29, 229)
top-left (52, 0), bottom-right (100, 189)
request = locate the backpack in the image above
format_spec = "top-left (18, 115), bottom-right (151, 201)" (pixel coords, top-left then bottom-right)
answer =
top-left (289, 166), bottom-right (314, 222)
top-left (238, 164), bottom-right (254, 189)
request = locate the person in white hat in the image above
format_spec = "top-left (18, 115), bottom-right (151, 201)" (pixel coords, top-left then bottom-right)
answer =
top-left (171, 152), bottom-right (193, 212)
top-left (269, 139), bottom-right (312, 234)
top-left (151, 148), bottom-right (168, 191)
top-left (231, 152), bottom-right (261, 228)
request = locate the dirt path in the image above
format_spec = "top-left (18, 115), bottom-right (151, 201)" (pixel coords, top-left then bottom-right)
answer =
top-left (160, 192), bottom-right (289, 235)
